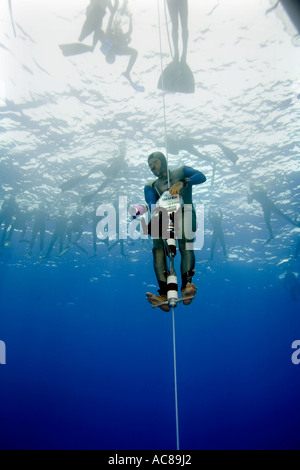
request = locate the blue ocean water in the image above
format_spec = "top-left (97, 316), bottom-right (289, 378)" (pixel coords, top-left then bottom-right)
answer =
top-left (0, 0), bottom-right (300, 450)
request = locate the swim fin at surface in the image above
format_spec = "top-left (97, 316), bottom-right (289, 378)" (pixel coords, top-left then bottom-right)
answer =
top-left (59, 43), bottom-right (93, 57)
top-left (158, 60), bottom-right (195, 94)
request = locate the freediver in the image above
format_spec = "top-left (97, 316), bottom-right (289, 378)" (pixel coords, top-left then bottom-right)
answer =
top-left (284, 271), bottom-right (300, 302)
top-left (43, 210), bottom-right (68, 259)
top-left (209, 208), bottom-right (227, 261)
top-left (5, 207), bottom-right (31, 246)
top-left (91, 201), bottom-right (136, 261)
top-left (247, 184), bottom-right (300, 242)
top-left (28, 203), bottom-right (48, 257)
top-left (166, 135), bottom-right (239, 165)
top-left (144, 151), bottom-right (206, 312)
top-left (100, 0), bottom-right (144, 91)
top-left (158, 0), bottom-right (195, 93)
top-left (81, 142), bottom-right (128, 205)
top-left (79, 0), bottom-right (116, 48)
top-left (0, 196), bottom-right (19, 248)
top-left (165, 135), bottom-right (217, 186)
top-left (59, 0), bottom-right (118, 56)
top-left (60, 142), bottom-right (128, 205)
top-left (59, 206), bottom-right (88, 256)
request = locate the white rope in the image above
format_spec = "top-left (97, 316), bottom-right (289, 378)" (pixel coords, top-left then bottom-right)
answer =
top-left (158, 0), bottom-right (180, 450)
top-left (172, 306), bottom-right (180, 451)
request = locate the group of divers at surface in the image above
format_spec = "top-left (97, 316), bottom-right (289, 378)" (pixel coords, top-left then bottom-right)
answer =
top-left (1, 145), bottom-right (300, 305)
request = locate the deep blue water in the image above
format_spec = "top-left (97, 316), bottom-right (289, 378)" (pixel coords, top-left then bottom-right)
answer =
top-left (0, 242), bottom-right (299, 450)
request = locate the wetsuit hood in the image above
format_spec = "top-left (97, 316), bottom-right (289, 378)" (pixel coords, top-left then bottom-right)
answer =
top-left (148, 151), bottom-right (168, 176)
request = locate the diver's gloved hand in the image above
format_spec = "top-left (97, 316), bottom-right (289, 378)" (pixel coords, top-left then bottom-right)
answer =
top-left (169, 182), bottom-right (183, 195)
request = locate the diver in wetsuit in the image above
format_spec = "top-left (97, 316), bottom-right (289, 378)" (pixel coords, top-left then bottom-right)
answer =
top-left (43, 211), bottom-right (68, 259)
top-left (209, 208), bottom-right (227, 260)
top-left (144, 151), bottom-right (206, 312)
top-left (28, 204), bottom-right (48, 257)
top-left (158, 0), bottom-right (194, 93)
top-left (247, 186), bottom-right (299, 242)
top-left (6, 207), bottom-right (31, 245)
top-left (81, 142), bottom-right (128, 205)
top-left (79, 0), bottom-right (117, 50)
top-left (100, 0), bottom-right (143, 90)
top-left (66, 211), bottom-right (86, 246)
top-left (0, 196), bottom-right (19, 247)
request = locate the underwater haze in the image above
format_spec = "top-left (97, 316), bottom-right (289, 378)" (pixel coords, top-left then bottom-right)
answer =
top-left (0, 0), bottom-right (300, 450)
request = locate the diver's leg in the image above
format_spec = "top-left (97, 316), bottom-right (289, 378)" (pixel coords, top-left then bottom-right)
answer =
top-left (263, 209), bottom-right (274, 239)
top-left (45, 234), bottom-right (57, 258)
top-left (167, 0), bottom-right (180, 62)
top-left (272, 205), bottom-right (297, 226)
top-left (19, 227), bottom-right (27, 242)
top-left (152, 238), bottom-right (168, 292)
top-left (219, 231), bottom-right (227, 258)
top-left (6, 222), bottom-right (15, 242)
top-left (39, 228), bottom-right (45, 255)
top-left (125, 48), bottom-right (138, 76)
top-left (79, 9), bottom-right (104, 43)
top-left (210, 233), bottom-right (217, 260)
top-left (59, 233), bottom-right (66, 254)
top-left (92, 225), bottom-right (97, 255)
top-left (146, 238), bottom-right (170, 312)
top-left (67, 229), bottom-right (72, 246)
top-left (114, 45), bottom-right (138, 80)
top-left (178, 210), bottom-right (197, 304)
top-left (29, 227), bottom-right (38, 253)
top-left (92, 23), bottom-right (105, 49)
top-left (74, 230), bottom-right (83, 243)
top-left (0, 222), bottom-right (9, 246)
top-left (178, 0), bottom-right (189, 62)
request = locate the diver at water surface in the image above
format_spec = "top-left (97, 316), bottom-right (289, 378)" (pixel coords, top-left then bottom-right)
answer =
top-left (158, 0), bottom-right (195, 93)
top-left (100, 0), bottom-right (144, 91)
top-left (144, 151), bottom-right (206, 312)
top-left (6, 207), bottom-right (31, 246)
top-left (247, 184), bottom-right (300, 243)
top-left (209, 208), bottom-right (227, 261)
top-left (81, 142), bottom-right (128, 205)
top-left (28, 203), bottom-right (48, 257)
top-left (0, 196), bottom-right (19, 248)
top-left (59, 0), bottom-right (118, 56)
top-left (59, 207), bottom-right (88, 257)
top-left (79, 0), bottom-right (116, 48)
top-left (43, 210), bottom-right (68, 259)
